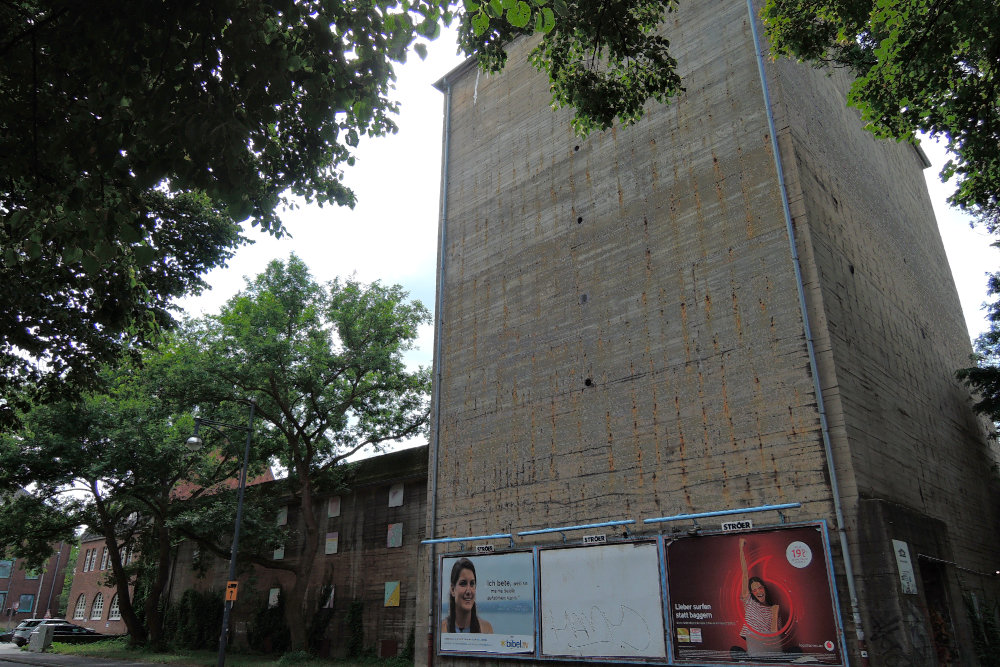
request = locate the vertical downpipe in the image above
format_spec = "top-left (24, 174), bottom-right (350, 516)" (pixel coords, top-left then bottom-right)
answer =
top-left (745, 0), bottom-right (869, 662)
top-left (44, 543), bottom-right (64, 615)
top-left (426, 74), bottom-right (453, 667)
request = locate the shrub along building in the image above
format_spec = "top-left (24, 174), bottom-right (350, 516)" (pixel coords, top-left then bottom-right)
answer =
top-left (167, 446), bottom-right (428, 659)
top-left (417, 1), bottom-right (1000, 665)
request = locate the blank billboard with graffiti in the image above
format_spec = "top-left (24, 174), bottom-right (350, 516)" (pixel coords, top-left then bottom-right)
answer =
top-left (540, 541), bottom-right (667, 659)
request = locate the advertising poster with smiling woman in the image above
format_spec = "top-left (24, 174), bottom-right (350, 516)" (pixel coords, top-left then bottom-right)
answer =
top-left (666, 524), bottom-right (844, 664)
top-left (439, 552), bottom-right (535, 654)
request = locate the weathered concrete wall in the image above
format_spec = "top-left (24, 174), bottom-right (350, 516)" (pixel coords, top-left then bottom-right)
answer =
top-left (421, 0), bottom-right (838, 660)
top-left (420, 0), bottom-right (1000, 664)
top-left (429, 0), bottom-right (832, 535)
top-left (770, 48), bottom-right (1000, 663)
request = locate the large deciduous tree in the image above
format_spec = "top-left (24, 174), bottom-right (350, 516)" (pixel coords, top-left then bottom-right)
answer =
top-left (177, 255), bottom-right (431, 650)
top-left (0, 357), bottom-right (268, 647)
top-left (0, 0), bottom-right (680, 422)
top-left (762, 0), bottom-right (999, 228)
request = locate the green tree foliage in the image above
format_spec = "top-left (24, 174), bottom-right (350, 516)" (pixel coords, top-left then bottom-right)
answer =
top-left (175, 254), bottom-right (431, 650)
top-left (161, 589), bottom-right (225, 651)
top-left (0, 0), bottom-right (696, 418)
top-left (958, 272), bottom-right (1000, 421)
top-left (762, 0), bottom-right (1000, 425)
top-left (0, 0), bottom-right (435, 422)
top-left (460, 0), bottom-right (683, 134)
top-left (0, 0), bottom-right (683, 419)
top-left (762, 0), bottom-right (1000, 229)
top-left (0, 356), bottom-right (261, 646)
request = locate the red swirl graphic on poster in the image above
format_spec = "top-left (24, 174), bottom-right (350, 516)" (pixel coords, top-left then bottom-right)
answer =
top-left (666, 524), bottom-right (844, 664)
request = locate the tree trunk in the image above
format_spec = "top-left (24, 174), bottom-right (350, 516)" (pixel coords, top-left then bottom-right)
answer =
top-left (92, 489), bottom-right (147, 646)
top-left (284, 471), bottom-right (321, 652)
top-left (141, 515), bottom-right (173, 649)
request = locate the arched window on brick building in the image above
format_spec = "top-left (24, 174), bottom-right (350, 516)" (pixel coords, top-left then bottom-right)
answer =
top-left (73, 594), bottom-right (86, 620)
top-left (90, 592), bottom-right (104, 620)
top-left (108, 594), bottom-right (121, 621)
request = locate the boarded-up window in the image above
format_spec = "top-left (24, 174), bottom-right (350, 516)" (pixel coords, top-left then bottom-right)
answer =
top-left (387, 523), bottom-right (402, 548)
top-left (325, 532), bottom-right (339, 555)
top-left (388, 483), bottom-right (403, 507)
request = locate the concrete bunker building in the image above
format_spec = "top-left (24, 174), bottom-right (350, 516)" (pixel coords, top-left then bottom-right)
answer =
top-left (418, 0), bottom-right (1000, 664)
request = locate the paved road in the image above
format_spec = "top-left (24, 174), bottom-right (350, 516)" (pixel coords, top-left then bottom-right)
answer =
top-left (0, 641), bottom-right (160, 666)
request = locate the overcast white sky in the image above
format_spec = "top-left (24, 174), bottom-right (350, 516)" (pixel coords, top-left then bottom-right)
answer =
top-left (177, 30), bottom-right (999, 387)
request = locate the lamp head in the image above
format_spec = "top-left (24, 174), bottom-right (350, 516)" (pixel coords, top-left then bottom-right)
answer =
top-left (186, 435), bottom-right (204, 451)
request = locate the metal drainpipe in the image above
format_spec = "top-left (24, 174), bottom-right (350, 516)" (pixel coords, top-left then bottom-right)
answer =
top-left (426, 74), bottom-right (453, 667)
top-left (746, 0), bottom-right (868, 660)
top-left (45, 542), bottom-right (64, 615)
top-left (2, 558), bottom-right (13, 629)
top-left (33, 570), bottom-right (45, 617)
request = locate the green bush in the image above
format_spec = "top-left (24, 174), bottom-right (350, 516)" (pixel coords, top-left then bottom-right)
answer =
top-left (277, 649), bottom-right (314, 664)
top-left (967, 593), bottom-right (1000, 667)
top-left (306, 584), bottom-right (335, 655)
top-left (401, 627), bottom-right (414, 660)
top-left (247, 589), bottom-right (290, 655)
top-left (345, 599), bottom-right (364, 658)
top-left (162, 588), bottom-right (224, 650)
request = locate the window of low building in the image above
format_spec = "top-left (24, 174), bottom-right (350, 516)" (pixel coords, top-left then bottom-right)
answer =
top-left (16, 594), bottom-right (33, 613)
top-left (73, 594), bottom-right (87, 620)
top-left (108, 594), bottom-right (121, 621)
top-left (91, 592), bottom-right (104, 620)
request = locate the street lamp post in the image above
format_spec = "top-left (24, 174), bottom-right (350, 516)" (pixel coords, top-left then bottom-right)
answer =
top-left (185, 400), bottom-right (256, 667)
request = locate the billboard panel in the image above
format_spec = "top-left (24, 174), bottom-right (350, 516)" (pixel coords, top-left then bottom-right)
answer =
top-left (666, 524), bottom-right (843, 664)
top-left (540, 541), bottom-right (667, 659)
top-left (440, 552), bottom-right (535, 654)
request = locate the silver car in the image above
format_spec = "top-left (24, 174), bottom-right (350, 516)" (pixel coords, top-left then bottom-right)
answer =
top-left (11, 619), bottom-right (70, 647)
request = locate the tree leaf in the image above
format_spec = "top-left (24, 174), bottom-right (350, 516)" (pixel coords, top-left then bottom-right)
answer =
top-left (507, 1), bottom-right (531, 27)
top-left (472, 12), bottom-right (491, 35)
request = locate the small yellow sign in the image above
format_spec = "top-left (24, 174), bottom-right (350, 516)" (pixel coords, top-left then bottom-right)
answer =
top-left (225, 581), bottom-right (239, 602)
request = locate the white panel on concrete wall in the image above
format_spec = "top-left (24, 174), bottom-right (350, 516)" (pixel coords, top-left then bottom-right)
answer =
top-left (328, 496), bottom-right (341, 518)
top-left (540, 541), bottom-right (666, 659)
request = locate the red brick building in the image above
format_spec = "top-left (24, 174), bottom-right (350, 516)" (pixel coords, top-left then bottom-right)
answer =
top-left (64, 466), bottom-right (276, 638)
top-left (64, 534), bottom-right (132, 635)
top-left (0, 542), bottom-right (72, 633)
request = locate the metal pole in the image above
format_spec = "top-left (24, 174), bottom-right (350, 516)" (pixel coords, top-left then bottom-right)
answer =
top-left (45, 542), bottom-right (64, 616)
top-left (216, 400), bottom-right (255, 667)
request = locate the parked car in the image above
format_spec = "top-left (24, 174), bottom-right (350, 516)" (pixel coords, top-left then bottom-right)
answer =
top-left (11, 619), bottom-right (70, 646)
top-left (48, 623), bottom-right (110, 644)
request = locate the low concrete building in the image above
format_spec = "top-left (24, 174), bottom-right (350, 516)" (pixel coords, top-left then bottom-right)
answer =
top-left (167, 445), bottom-right (428, 658)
